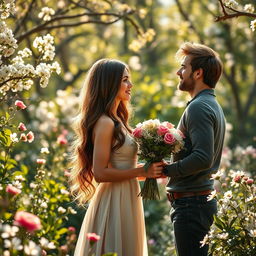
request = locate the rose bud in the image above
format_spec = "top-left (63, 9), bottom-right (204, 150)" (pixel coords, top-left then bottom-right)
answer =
top-left (26, 131), bottom-right (34, 143)
top-left (6, 184), bottom-right (21, 195)
top-left (14, 211), bottom-right (41, 232)
top-left (15, 100), bottom-right (27, 110)
top-left (36, 159), bottom-right (46, 165)
top-left (18, 122), bottom-right (27, 131)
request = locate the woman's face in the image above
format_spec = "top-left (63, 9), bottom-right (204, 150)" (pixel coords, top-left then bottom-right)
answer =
top-left (116, 68), bottom-right (133, 102)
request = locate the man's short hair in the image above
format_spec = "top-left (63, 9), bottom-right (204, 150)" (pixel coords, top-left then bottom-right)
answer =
top-left (176, 42), bottom-right (223, 88)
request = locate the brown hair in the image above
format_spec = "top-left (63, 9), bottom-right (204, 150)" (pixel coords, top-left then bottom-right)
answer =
top-left (69, 59), bottom-right (132, 205)
top-left (176, 42), bottom-right (223, 88)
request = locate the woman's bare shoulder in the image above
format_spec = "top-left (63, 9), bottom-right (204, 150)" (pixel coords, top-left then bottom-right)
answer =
top-left (94, 115), bottom-right (115, 133)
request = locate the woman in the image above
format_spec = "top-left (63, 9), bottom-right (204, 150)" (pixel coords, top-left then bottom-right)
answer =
top-left (70, 59), bottom-right (163, 256)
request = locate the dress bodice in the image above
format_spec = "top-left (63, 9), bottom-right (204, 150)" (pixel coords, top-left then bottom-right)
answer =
top-left (109, 133), bottom-right (138, 170)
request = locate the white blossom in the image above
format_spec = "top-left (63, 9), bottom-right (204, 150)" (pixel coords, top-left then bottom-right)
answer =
top-left (10, 133), bottom-right (18, 143)
top-left (24, 241), bottom-right (41, 256)
top-left (250, 19), bottom-right (256, 31)
top-left (39, 237), bottom-right (56, 249)
top-left (244, 4), bottom-right (255, 13)
top-left (57, 206), bottom-right (66, 214)
top-left (38, 7), bottom-right (55, 21)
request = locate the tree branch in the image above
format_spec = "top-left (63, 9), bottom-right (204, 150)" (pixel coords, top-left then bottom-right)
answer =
top-left (174, 0), bottom-right (204, 44)
top-left (215, 0), bottom-right (256, 22)
top-left (16, 11), bottom-right (135, 43)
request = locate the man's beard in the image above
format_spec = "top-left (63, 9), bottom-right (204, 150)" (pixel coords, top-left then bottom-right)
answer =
top-left (178, 74), bottom-right (195, 92)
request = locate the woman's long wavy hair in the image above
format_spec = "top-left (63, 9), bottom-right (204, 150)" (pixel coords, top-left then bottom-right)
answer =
top-left (69, 59), bottom-right (132, 206)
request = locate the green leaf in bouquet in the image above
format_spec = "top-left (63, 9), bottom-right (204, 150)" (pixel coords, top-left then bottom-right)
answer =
top-left (102, 253), bottom-right (118, 256)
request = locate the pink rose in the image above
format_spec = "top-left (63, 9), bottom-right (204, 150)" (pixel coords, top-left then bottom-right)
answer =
top-left (18, 122), bottom-right (27, 131)
top-left (68, 226), bottom-right (76, 233)
top-left (163, 121), bottom-right (174, 129)
top-left (57, 135), bottom-right (67, 145)
top-left (26, 131), bottom-right (34, 143)
top-left (36, 159), bottom-right (46, 165)
top-left (157, 125), bottom-right (169, 136)
top-left (233, 175), bottom-right (241, 183)
top-left (20, 133), bottom-right (27, 142)
top-left (132, 127), bottom-right (143, 138)
top-left (246, 179), bottom-right (254, 185)
top-left (6, 184), bottom-right (21, 195)
top-left (15, 100), bottom-right (27, 110)
top-left (86, 233), bottom-right (100, 243)
top-left (14, 211), bottom-right (41, 232)
top-left (164, 133), bottom-right (176, 144)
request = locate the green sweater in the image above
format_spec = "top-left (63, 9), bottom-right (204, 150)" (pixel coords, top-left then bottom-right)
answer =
top-left (165, 89), bottom-right (226, 192)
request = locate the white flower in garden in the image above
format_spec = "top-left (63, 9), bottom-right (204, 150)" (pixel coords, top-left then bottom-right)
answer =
top-left (207, 190), bottom-right (217, 201)
top-left (41, 202), bottom-right (47, 208)
top-left (249, 229), bottom-right (256, 237)
top-left (40, 147), bottom-right (50, 154)
top-left (3, 251), bottom-right (10, 256)
top-left (40, 237), bottom-right (56, 249)
top-left (10, 133), bottom-right (18, 143)
top-left (24, 240), bottom-right (41, 256)
top-left (38, 7), bottom-right (55, 21)
top-left (200, 234), bottom-right (209, 247)
top-left (30, 182), bottom-right (37, 189)
top-left (217, 232), bottom-right (229, 240)
top-left (60, 189), bottom-right (69, 195)
top-left (12, 180), bottom-right (22, 189)
top-left (68, 207), bottom-right (77, 214)
top-left (58, 206), bottom-right (66, 214)
top-left (250, 19), bottom-right (256, 31)
top-left (224, 190), bottom-right (233, 200)
top-left (244, 4), bottom-right (255, 13)
top-left (210, 169), bottom-right (224, 180)
top-left (1, 224), bottom-right (19, 238)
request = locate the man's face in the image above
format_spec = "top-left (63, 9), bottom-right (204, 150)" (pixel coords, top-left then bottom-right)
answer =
top-left (176, 55), bottom-right (195, 92)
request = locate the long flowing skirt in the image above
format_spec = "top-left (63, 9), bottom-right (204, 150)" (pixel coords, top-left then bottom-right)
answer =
top-left (74, 179), bottom-right (148, 256)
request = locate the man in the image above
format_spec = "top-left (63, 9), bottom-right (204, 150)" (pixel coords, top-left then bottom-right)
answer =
top-left (163, 42), bottom-right (226, 256)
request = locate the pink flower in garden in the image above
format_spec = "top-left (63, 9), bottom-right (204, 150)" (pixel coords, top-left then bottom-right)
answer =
top-left (233, 175), bottom-right (241, 183)
top-left (86, 233), bottom-right (100, 243)
top-left (14, 211), bottom-right (41, 232)
top-left (26, 131), bottom-right (34, 143)
top-left (57, 134), bottom-right (68, 145)
top-left (164, 133), bottom-right (176, 144)
top-left (20, 133), bottom-right (27, 142)
top-left (36, 159), bottom-right (46, 165)
top-left (15, 100), bottom-right (27, 110)
top-left (132, 127), bottom-right (143, 138)
top-left (157, 125), bottom-right (169, 136)
top-left (246, 179), bottom-right (254, 185)
top-left (6, 184), bottom-right (21, 195)
top-left (68, 226), bottom-right (76, 233)
top-left (18, 122), bottom-right (27, 131)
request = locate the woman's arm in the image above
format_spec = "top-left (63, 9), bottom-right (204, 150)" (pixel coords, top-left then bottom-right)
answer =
top-left (92, 116), bottom-right (163, 183)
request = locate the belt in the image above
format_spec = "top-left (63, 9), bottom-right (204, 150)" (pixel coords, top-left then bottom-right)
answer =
top-left (166, 190), bottom-right (212, 202)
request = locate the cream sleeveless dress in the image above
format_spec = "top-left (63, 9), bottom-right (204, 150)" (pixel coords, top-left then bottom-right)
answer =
top-left (74, 133), bottom-right (148, 256)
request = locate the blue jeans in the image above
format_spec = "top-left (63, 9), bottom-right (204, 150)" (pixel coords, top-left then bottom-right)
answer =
top-left (170, 195), bottom-right (217, 256)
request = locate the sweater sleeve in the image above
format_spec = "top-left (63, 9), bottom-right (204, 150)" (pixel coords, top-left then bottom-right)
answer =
top-left (164, 102), bottom-right (215, 177)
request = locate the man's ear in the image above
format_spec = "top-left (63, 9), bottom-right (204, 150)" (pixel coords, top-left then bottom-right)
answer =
top-left (194, 68), bottom-right (203, 79)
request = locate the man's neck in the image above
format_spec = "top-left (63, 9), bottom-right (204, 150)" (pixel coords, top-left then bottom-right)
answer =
top-left (189, 84), bottom-right (212, 98)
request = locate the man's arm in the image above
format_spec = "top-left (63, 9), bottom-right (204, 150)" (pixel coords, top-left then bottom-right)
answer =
top-left (164, 102), bottom-right (215, 178)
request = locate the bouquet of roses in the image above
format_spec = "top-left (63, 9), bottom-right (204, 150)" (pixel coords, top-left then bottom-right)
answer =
top-left (133, 119), bottom-right (185, 200)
